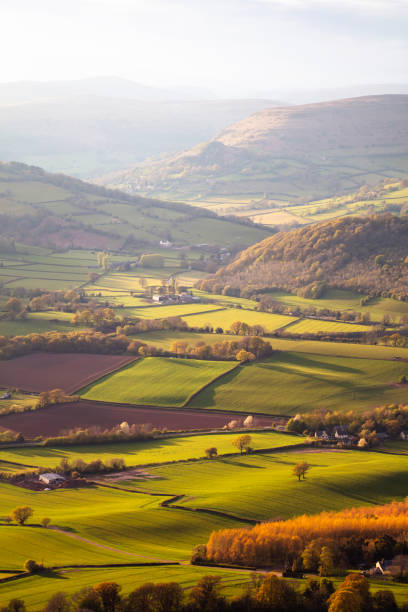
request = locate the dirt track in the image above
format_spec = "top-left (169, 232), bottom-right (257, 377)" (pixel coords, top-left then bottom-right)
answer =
top-left (0, 400), bottom-right (276, 438)
top-left (0, 353), bottom-right (136, 393)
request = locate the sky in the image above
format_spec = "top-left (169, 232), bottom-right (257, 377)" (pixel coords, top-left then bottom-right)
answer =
top-left (1, 0), bottom-right (407, 96)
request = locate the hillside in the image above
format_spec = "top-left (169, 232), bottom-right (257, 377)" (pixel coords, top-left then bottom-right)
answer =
top-left (200, 214), bottom-right (408, 299)
top-left (0, 81), bottom-right (278, 178)
top-left (0, 162), bottom-right (271, 251)
top-left (101, 95), bottom-right (408, 204)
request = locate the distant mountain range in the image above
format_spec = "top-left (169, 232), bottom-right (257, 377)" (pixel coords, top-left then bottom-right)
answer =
top-left (0, 77), bottom-right (280, 179)
top-left (100, 95), bottom-right (408, 204)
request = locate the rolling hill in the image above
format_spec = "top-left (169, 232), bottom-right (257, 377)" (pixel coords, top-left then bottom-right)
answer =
top-left (200, 213), bottom-right (408, 299)
top-left (0, 161), bottom-right (271, 251)
top-left (101, 95), bottom-right (408, 204)
top-left (0, 77), bottom-right (279, 178)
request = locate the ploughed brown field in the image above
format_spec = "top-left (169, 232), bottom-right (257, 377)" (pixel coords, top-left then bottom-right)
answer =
top-left (0, 353), bottom-right (137, 393)
top-left (0, 400), bottom-right (276, 438)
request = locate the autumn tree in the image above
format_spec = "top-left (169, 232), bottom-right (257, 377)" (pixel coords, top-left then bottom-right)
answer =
top-left (93, 582), bottom-right (121, 612)
top-left (236, 349), bottom-right (255, 362)
top-left (205, 447), bottom-right (218, 459)
top-left (4, 600), bottom-right (26, 612)
top-left (293, 461), bottom-right (310, 481)
top-left (11, 506), bottom-right (33, 525)
top-left (5, 298), bottom-right (25, 320)
top-left (256, 574), bottom-right (299, 611)
top-left (43, 592), bottom-right (70, 612)
top-left (319, 546), bottom-right (335, 576)
top-left (232, 434), bottom-right (252, 454)
top-left (188, 575), bottom-right (225, 612)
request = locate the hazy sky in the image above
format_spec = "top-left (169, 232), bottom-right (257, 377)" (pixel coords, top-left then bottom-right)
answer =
top-left (1, 0), bottom-right (407, 95)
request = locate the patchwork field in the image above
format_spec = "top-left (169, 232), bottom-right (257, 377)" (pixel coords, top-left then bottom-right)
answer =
top-left (189, 351), bottom-right (408, 415)
top-left (80, 357), bottom-right (237, 406)
top-left (0, 353), bottom-right (137, 393)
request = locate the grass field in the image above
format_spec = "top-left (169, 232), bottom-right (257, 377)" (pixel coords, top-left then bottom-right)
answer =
top-left (189, 352), bottom-right (408, 415)
top-left (0, 565), bottom-right (250, 609)
top-left (135, 448), bottom-right (408, 521)
top-left (0, 431), bottom-right (301, 469)
top-left (80, 357), bottom-right (237, 406)
top-left (286, 318), bottom-right (370, 334)
top-left (182, 308), bottom-right (297, 332)
top-left (118, 303), bottom-right (224, 320)
top-left (128, 329), bottom-right (408, 359)
top-left (268, 289), bottom-right (408, 323)
top-left (0, 444), bottom-right (407, 608)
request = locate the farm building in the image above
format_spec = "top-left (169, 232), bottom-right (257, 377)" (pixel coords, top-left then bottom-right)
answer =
top-left (39, 473), bottom-right (66, 485)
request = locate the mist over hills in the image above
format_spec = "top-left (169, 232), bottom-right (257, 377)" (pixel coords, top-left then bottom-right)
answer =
top-left (0, 77), bottom-right (280, 179)
top-left (101, 95), bottom-right (408, 204)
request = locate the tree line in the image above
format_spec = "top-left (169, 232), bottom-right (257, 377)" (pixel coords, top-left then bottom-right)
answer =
top-left (201, 500), bottom-right (408, 573)
top-left (1, 572), bottom-right (404, 612)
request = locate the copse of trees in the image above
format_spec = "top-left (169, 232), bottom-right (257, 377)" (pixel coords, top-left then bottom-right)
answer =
top-left (199, 214), bottom-right (408, 300)
top-left (202, 499), bottom-right (408, 569)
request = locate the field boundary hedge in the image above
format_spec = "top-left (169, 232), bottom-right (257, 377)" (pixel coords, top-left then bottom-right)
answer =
top-left (182, 362), bottom-right (242, 407)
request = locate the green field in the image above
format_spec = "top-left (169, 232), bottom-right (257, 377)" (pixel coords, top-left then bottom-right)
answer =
top-left (286, 318), bottom-right (370, 335)
top-left (0, 431), bottom-right (301, 469)
top-left (268, 289), bottom-right (408, 323)
top-left (0, 444), bottom-right (407, 608)
top-left (118, 303), bottom-right (224, 320)
top-left (132, 448), bottom-right (408, 521)
top-left (80, 357), bottom-right (236, 406)
top-left (0, 312), bottom-right (80, 337)
top-left (189, 352), bottom-right (408, 415)
top-left (181, 308), bottom-right (297, 332)
top-left (0, 565), bottom-right (250, 609)
top-left (128, 329), bottom-right (408, 359)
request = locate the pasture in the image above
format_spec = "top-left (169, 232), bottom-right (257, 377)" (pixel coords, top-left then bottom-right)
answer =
top-left (80, 357), bottom-right (236, 406)
top-left (0, 353), bottom-right (136, 393)
top-left (128, 329), bottom-right (408, 359)
top-left (268, 289), bottom-right (408, 323)
top-left (136, 448), bottom-right (408, 521)
top-left (189, 351), bottom-right (408, 415)
top-left (0, 565), bottom-right (250, 609)
top-left (0, 431), bottom-right (301, 469)
top-left (181, 308), bottom-right (297, 332)
top-left (286, 318), bottom-right (370, 335)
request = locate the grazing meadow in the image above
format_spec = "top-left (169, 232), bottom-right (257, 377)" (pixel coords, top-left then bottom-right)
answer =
top-left (80, 357), bottom-right (237, 406)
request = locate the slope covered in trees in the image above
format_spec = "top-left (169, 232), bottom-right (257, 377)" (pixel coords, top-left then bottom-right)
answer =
top-left (0, 162), bottom-right (270, 250)
top-left (200, 214), bottom-right (408, 299)
top-left (102, 95), bottom-right (408, 202)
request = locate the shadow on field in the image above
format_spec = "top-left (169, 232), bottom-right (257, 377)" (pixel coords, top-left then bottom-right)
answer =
top-left (39, 569), bottom-right (68, 580)
top-left (219, 458), bottom-right (265, 468)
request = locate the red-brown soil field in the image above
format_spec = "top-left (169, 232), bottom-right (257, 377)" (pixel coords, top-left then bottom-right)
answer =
top-left (0, 400), bottom-right (276, 438)
top-left (0, 353), bottom-right (137, 393)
